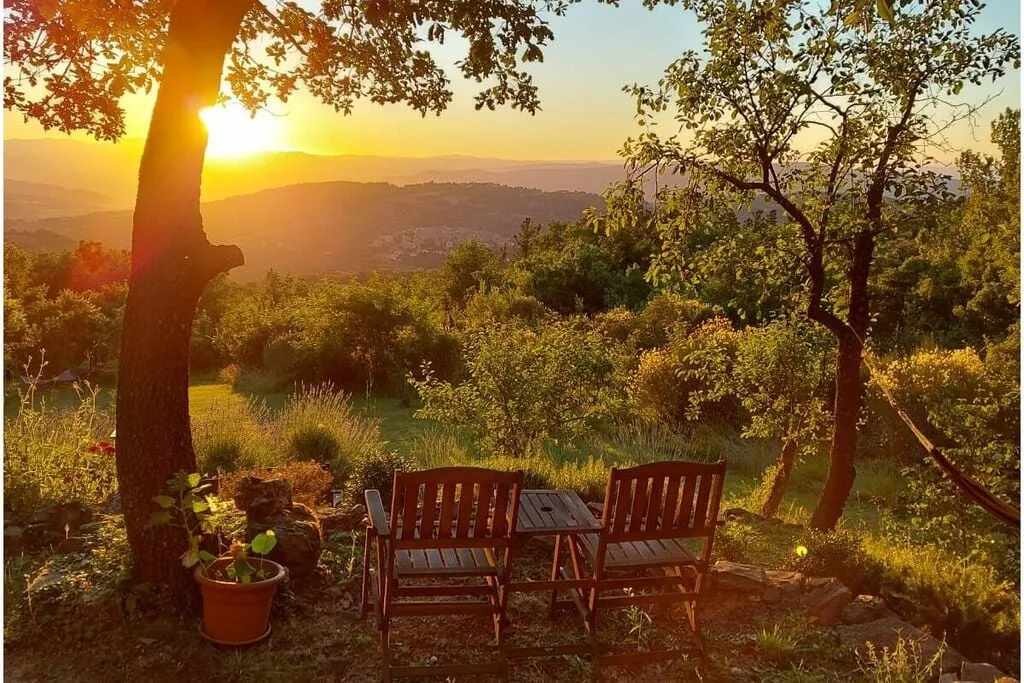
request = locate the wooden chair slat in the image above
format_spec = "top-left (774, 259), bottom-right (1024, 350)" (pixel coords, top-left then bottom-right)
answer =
top-left (675, 475), bottom-right (697, 531)
top-left (475, 482), bottom-right (494, 536)
top-left (661, 475), bottom-right (680, 533)
top-left (646, 476), bottom-right (665, 531)
top-left (420, 482), bottom-right (438, 540)
top-left (492, 482), bottom-right (511, 536)
top-left (628, 477), bottom-right (650, 533)
top-left (692, 473), bottom-right (712, 532)
top-left (400, 481), bottom-right (420, 541)
top-left (612, 478), bottom-right (633, 534)
top-left (437, 482), bottom-right (456, 539)
top-left (455, 483), bottom-right (475, 537)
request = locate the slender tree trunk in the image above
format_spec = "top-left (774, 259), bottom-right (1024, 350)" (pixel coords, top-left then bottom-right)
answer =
top-left (115, 0), bottom-right (251, 603)
top-left (760, 438), bottom-right (797, 520)
top-left (810, 230), bottom-right (874, 530)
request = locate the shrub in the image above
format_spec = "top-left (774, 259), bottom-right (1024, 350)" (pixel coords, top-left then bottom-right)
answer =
top-left (780, 527), bottom-right (882, 594)
top-left (4, 383), bottom-right (117, 522)
top-left (410, 430), bottom-right (472, 469)
top-left (349, 450), bottom-right (414, 506)
top-left (857, 635), bottom-right (946, 683)
top-left (217, 363), bottom-right (242, 386)
top-left (191, 397), bottom-right (274, 473)
top-left (628, 317), bottom-right (740, 427)
top-left (274, 384), bottom-right (388, 486)
top-left (219, 461), bottom-right (333, 508)
top-left (413, 320), bottom-right (618, 458)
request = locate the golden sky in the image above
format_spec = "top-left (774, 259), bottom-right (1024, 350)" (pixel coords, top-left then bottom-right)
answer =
top-left (4, 3), bottom-right (1020, 162)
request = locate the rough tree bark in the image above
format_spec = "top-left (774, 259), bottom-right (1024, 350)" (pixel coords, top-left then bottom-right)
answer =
top-left (809, 230), bottom-right (874, 530)
top-left (115, 0), bottom-right (251, 602)
top-left (760, 438), bottom-right (798, 520)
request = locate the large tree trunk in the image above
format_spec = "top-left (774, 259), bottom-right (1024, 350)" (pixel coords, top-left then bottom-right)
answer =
top-left (115, 0), bottom-right (251, 603)
top-left (810, 230), bottom-right (874, 530)
top-left (760, 438), bottom-right (797, 520)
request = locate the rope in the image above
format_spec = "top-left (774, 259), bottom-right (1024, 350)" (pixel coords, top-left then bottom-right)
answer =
top-left (860, 345), bottom-right (1020, 528)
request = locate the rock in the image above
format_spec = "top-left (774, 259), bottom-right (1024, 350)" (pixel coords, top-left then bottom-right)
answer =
top-left (961, 662), bottom-right (1013, 683)
top-left (805, 576), bottom-right (835, 591)
top-left (836, 617), bottom-right (965, 673)
top-left (234, 477), bottom-right (293, 517)
top-left (24, 502), bottom-right (93, 547)
top-left (54, 536), bottom-right (86, 555)
top-left (238, 477), bottom-right (322, 580)
top-left (841, 595), bottom-right (892, 625)
top-left (804, 582), bottom-right (852, 626)
top-left (318, 504), bottom-right (366, 536)
top-left (723, 507), bottom-right (764, 524)
top-left (247, 501), bottom-right (322, 580)
top-left (762, 586), bottom-right (781, 604)
top-left (938, 674), bottom-right (958, 683)
top-left (711, 561), bottom-right (767, 593)
top-left (766, 570), bottom-right (805, 594)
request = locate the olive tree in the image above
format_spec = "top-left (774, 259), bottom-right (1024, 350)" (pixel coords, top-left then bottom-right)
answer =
top-left (5, 0), bottom-right (580, 599)
top-left (618, 0), bottom-right (1018, 529)
top-left (733, 319), bottom-right (833, 519)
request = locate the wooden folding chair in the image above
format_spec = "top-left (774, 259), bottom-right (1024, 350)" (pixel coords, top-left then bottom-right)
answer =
top-left (361, 467), bottom-right (524, 682)
top-left (566, 460), bottom-right (726, 679)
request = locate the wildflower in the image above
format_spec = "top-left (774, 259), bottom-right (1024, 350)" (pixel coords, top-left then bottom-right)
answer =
top-left (795, 545), bottom-right (808, 558)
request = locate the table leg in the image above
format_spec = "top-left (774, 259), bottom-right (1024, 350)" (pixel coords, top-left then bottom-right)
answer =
top-left (549, 534), bottom-right (563, 616)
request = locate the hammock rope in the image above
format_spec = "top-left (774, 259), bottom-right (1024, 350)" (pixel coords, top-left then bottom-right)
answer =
top-left (862, 350), bottom-right (1020, 529)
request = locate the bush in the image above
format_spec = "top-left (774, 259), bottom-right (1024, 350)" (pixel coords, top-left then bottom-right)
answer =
top-left (191, 397), bottom-right (275, 473)
top-left (780, 527), bottom-right (883, 594)
top-left (628, 317), bottom-right (740, 427)
top-left (4, 383), bottom-right (117, 522)
top-left (349, 450), bottom-right (414, 506)
top-left (274, 384), bottom-right (388, 486)
top-left (217, 363), bottom-right (242, 386)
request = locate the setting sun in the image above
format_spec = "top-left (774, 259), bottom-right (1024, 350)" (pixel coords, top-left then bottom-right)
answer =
top-left (199, 102), bottom-right (283, 158)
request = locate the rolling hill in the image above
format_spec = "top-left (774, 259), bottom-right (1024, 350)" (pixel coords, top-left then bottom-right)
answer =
top-left (4, 181), bottom-right (602, 278)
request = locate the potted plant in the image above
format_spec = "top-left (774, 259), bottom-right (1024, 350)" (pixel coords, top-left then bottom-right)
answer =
top-left (150, 471), bottom-right (287, 645)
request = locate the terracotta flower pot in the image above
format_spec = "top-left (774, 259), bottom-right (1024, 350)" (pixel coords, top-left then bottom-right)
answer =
top-left (194, 557), bottom-right (287, 645)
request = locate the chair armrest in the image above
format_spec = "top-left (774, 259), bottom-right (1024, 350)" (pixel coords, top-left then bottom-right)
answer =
top-left (365, 489), bottom-right (390, 538)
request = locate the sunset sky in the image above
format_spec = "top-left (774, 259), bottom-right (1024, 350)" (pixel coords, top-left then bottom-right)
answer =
top-left (3, 2), bottom-right (1020, 162)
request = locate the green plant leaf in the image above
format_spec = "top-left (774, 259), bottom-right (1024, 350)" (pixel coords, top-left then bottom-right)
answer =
top-left (152, 495), bottom-right (175, 509)
top-left (187, 473), bottom-right (202, 489)
top-left (250, 530), bottom-right (277, 556)
top-left (198, 550), bottom-right (218, 565)
top-left (180, 549), bottom-right (200, 567)
top-left (191, 499), bottom-right (209, 514)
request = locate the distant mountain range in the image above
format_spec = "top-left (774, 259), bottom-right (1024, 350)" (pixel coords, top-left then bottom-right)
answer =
top-left (5, 181), bottom-right (602, 278)
top-left (4, 138), bottom-right (628, 210)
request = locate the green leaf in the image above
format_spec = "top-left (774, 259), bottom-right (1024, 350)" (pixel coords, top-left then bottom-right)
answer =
top-left (186, 473), bottom-right (202, 489)
top-left (191, 499), bottom-right (209, 514)
top-left (250, 530), bottom-right (277, 556)
top-left (876, 0), bottom-right (894, 25)
top-left (146, 511), bottom-right (171, 528)
top-left (153, 495), bottom-right (175, 509)
top-left (198, 550), bottom-right (218, 565)
top-left (180, 549), bottom-right (200, 568)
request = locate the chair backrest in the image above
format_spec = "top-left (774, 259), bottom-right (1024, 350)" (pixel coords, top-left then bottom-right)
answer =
top-left (389, 467), bottom-right (524, 549)
top-left (599, 460), bottom-right (726, 543)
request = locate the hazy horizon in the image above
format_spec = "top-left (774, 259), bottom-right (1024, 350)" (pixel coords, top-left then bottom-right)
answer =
top-left (4, 2), bottom-right (1019, 164)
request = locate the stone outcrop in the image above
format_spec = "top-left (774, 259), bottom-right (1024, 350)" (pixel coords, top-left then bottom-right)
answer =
top-left (711, 561), bottom-right (768, 593)
top-left (234, 477), bottom-right (322, 580)
top-left (317, 504), bottom-right (367, 537)
top-left (959, 661), bottom-right (1015, 683)
top-left (835, 617), bottom-right (965, 673)
top-left (840, 594), bottom-right (895, 625)
top-left (804, 581), bottom-right (853, 626)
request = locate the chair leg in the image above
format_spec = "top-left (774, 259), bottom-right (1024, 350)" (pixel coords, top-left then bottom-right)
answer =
top-left (549, 534), bottom-right (563, 616)
top-left (361, 530), bottom-right (373, 618)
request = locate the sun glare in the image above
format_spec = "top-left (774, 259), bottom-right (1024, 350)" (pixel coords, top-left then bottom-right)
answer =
top-left (199, 102), bottom-right (282, 158)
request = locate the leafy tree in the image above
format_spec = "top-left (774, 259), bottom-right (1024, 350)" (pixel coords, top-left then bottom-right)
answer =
top-left (618, 0), bottom-right (1017, 529)
top-left (733, 319), bottom-right (833, 518)
top-left (438, 241), bottom-right (503, 312)
top-left (5, 0), bottom-right (578, 596)
top-left (413, 321), bottom-right (616, 458)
